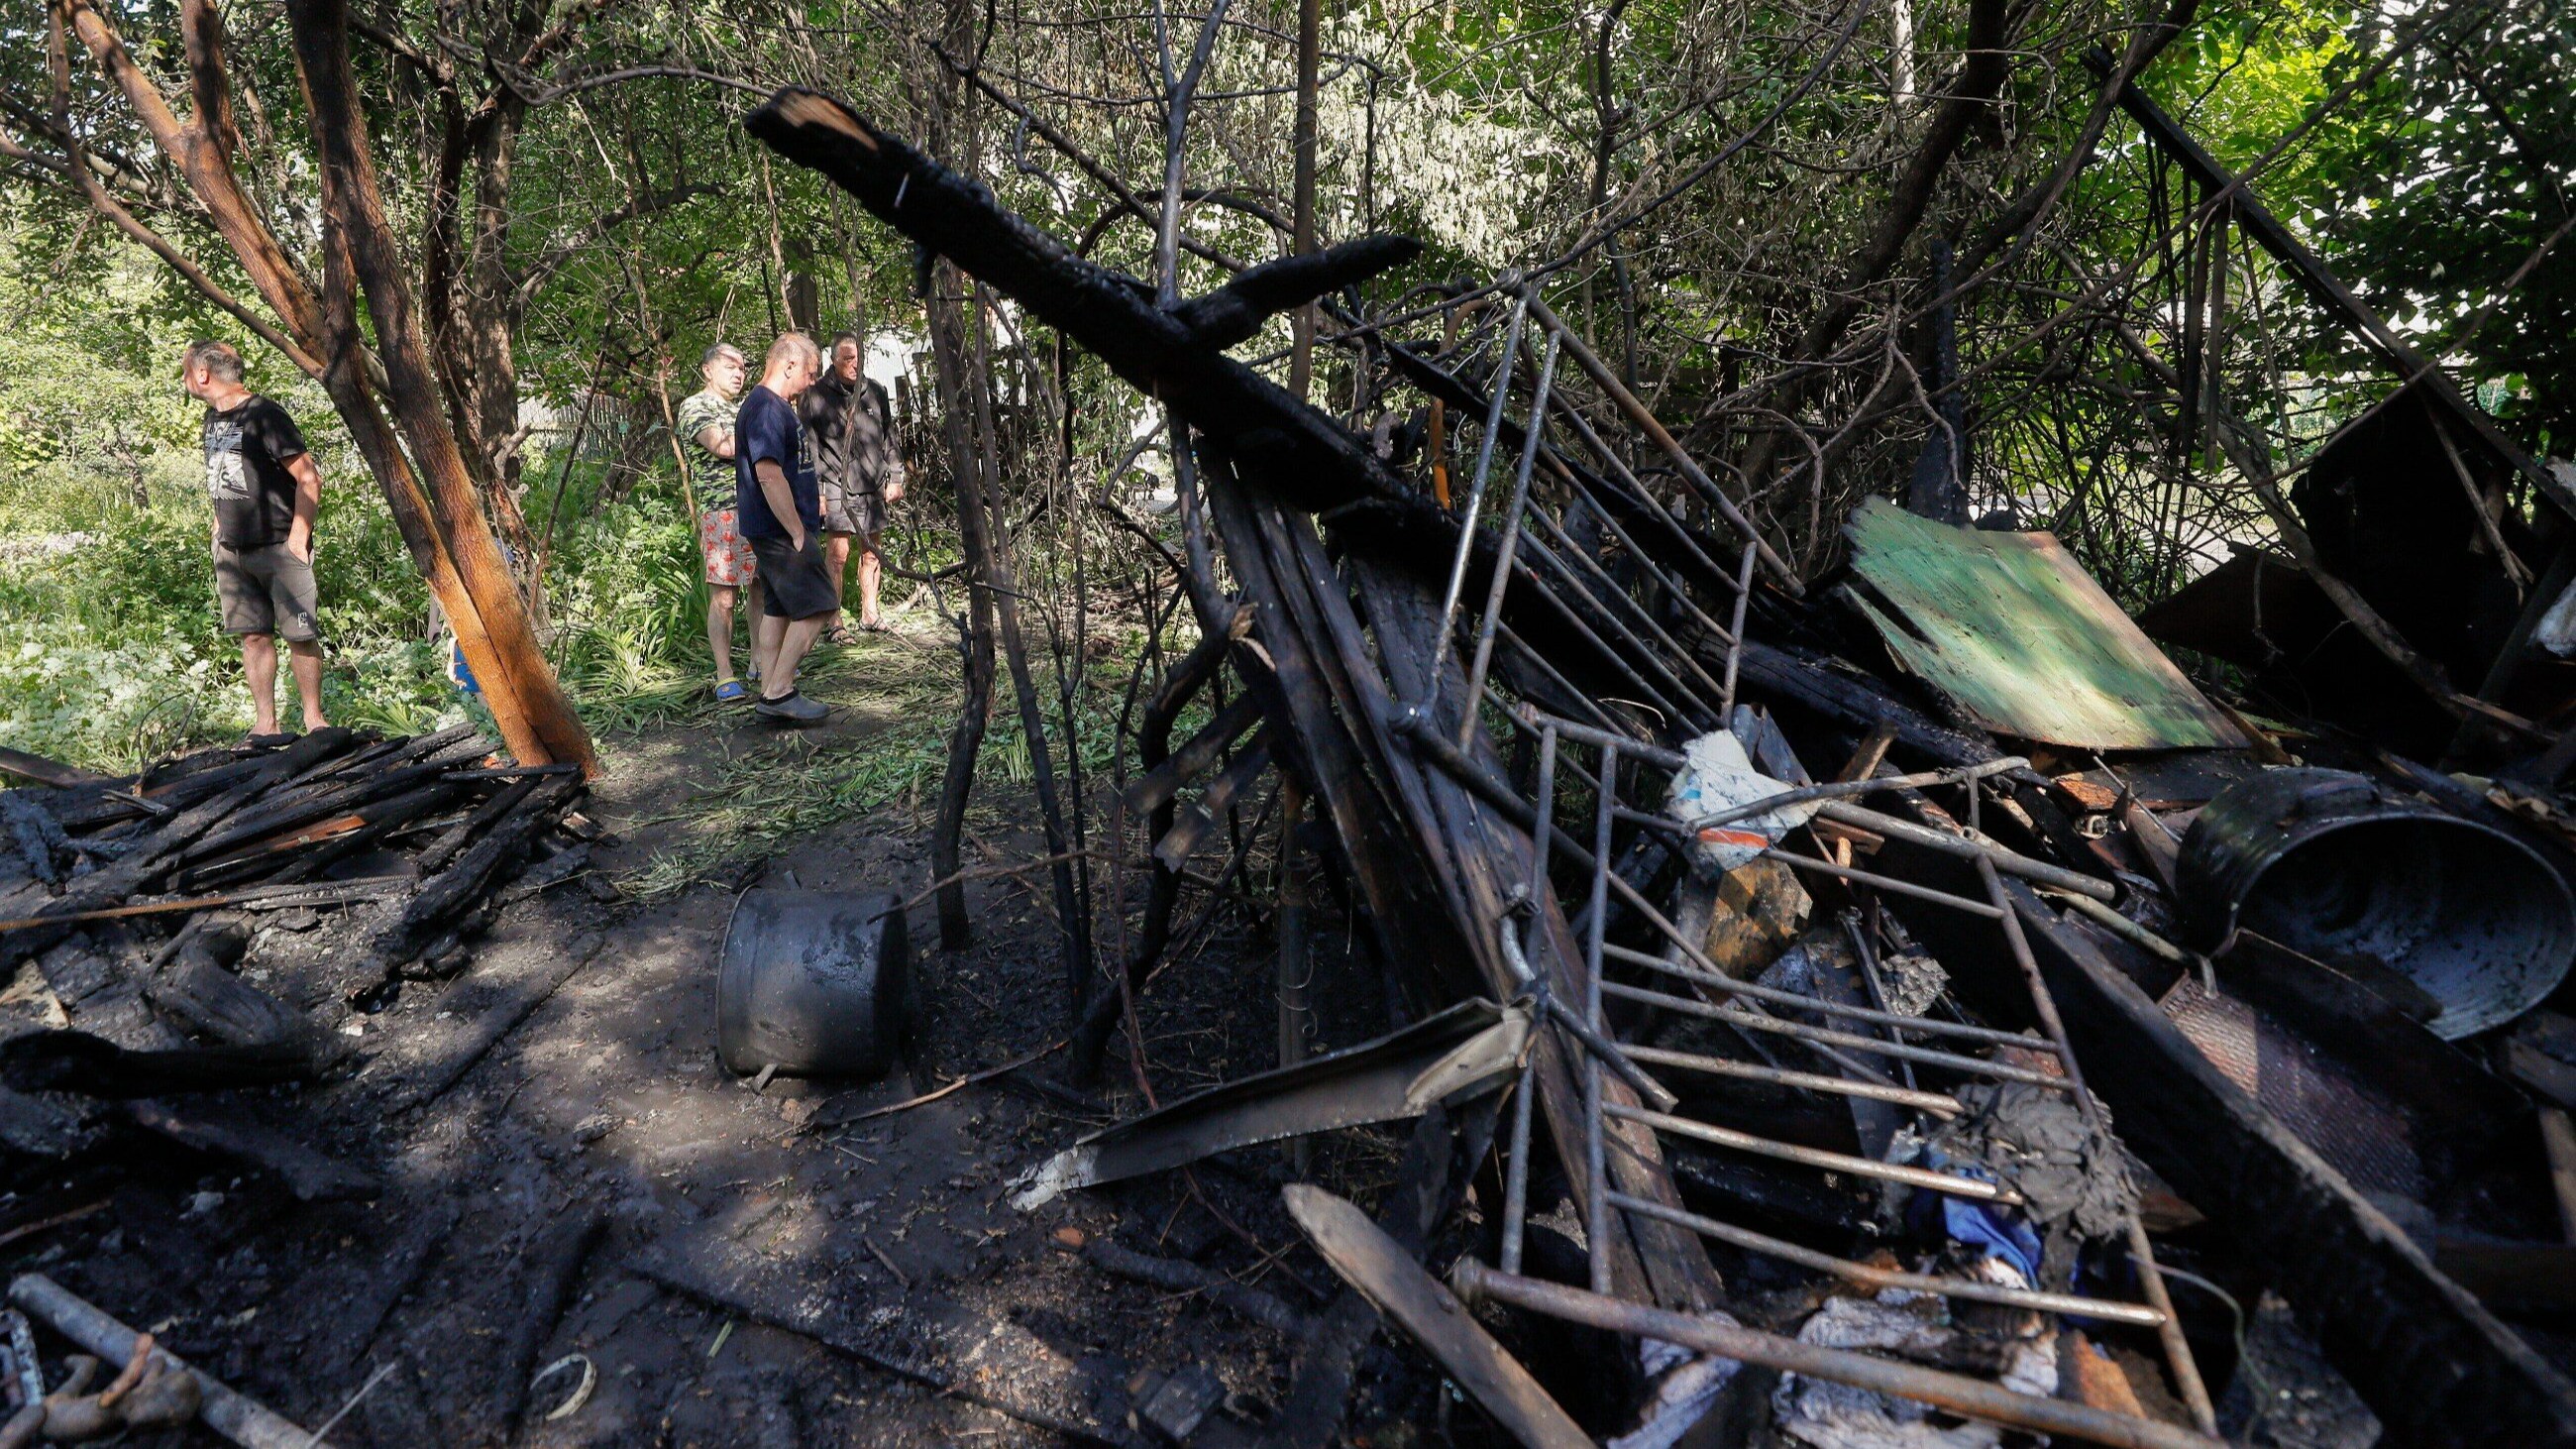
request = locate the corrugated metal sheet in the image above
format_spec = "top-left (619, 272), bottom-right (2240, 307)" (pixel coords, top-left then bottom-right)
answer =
top-left (1844, 499), bottom-right (2247, 750)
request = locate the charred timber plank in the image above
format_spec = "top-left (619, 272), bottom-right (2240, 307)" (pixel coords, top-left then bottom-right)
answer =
top-left (126, 1097), bottom-right (378, 1202)
top-left (415, 775), bottom-right (540, 876)
top-left (0, 747), bottom-right (106, 790)
top-left (1124, 693), bottom-right (1265, 817)
top-left (1, 730), bottom-right (358, 970)
top-left (1172, 237), bottom-right (1425, 351)
top-left (484, 1207), bottom-right (605, 1444)
top-left (1151, 735), bottom-right (1274, 873)
top-left (373, 777), bottom-right (581, 968)
top-left (1873, 836), bottom-right (2576, 1448)
top-left (290, 1194), bottom-right (461, 1377)
top-left (744, 89), bottom-right (1436, 523)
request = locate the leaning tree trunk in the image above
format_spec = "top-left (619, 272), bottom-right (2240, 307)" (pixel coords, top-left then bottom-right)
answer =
top-left (284, 0), bottom-right (598, 775)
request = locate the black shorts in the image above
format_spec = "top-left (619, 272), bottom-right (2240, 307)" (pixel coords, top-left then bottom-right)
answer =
top-left (747, 532), bottom-right (837, 619)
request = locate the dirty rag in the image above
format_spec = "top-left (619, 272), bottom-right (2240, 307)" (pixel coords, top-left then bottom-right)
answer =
top-left (1665, 729), bottom-right (1819, 874)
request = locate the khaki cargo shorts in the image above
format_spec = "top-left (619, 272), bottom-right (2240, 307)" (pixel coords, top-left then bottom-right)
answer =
top-left (213, 540), bottom-right (321, 642)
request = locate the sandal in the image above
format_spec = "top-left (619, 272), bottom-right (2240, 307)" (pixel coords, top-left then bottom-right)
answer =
top-left (714, 679), bottom-right (750, 704)
top-left (823, 625), bottom-right (859, 647)
top-left (243, 731), bottom-right (296, 748)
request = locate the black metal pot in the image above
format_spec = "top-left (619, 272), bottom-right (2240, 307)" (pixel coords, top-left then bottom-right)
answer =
top-left (717, 888), bottom-right (910, 1076)
top-left (2176, 767), bottom-right (2576, 1040)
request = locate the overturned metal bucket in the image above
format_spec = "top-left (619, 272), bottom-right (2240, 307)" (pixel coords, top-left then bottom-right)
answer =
top-left (2177, 768), bottom-right (2576, 1039)
top-left (718, 889), bottom-right (910, 1077)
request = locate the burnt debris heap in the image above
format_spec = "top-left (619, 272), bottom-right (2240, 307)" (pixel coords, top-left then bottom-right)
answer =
top-left (747, 84), bottom-right (2576, 1447)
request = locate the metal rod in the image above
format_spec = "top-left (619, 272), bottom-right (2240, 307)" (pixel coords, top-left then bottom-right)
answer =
top-left (1544, 993), bottom-right (1680, 1114)
top-left (1499, 1055), bottom-right (1537, 1278)
top-left (1542, 393), bottom-right (1747, 603)
top-left (1449, 1265), bottom-right (2223, 1449)
top-left (1528, 441), bottom-right (1741, 645)
top-left (1512, 703), bottom-right (1687, 770)
top-left (1844, 908), bottom-right (1921, 1091)
top-left (1619, 1044), bottom-right (1961, 1116)
top-left (1600, 942), bottom-right (2056, 1051)
top-left (1582, 740), bottom-right (1617, 1295)
top-left (1519, 503), bottom-right (1737, 705)
top-left (1519, 292), bottom-right (1803, 594)
top-left (1676, 760), bottom-right (2029, 834)
top-left (1601, 1102), bottom-right (2023, 1204)
top-left (1815, 800), bottom-right (2116, 902)
top-left (1976, 856), bottom-right (2219, 1434)
top-left (1760, 849), bottom-right (2008, 918)
top-left (1605, 1191), bottom-right (2165, 1326)
top-left (1600, 980), bottom-right (2075, 1089)
top-left (1498, 926), bottom-right (1681, 1113)
top-left (1457, 330), bottom-right (1562, 749)
top-left (1421, 294), bottom-right (1529, 726)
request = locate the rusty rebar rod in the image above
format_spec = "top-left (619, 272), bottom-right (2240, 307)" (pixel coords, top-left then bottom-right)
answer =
top-left (1618, 1044), bottom-right (1961, 1116)
top-left (1605, 1191), bottom-right (2165, 1326)
top-left (1448, 1265), bottom-right (2224, 1449)
top-left (1600, 942), bottom-right (2057, 1051)
top-left (1602, 1102), bottom-right (2022, 1203)
top-left (1600, 979), bottom-right (2075, 1089)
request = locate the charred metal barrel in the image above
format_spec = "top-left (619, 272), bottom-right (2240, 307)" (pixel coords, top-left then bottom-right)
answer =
top-left (717, 889), bottom-right (910, 1076)
top-left (2176, 767), bottom-right (2576, 1039)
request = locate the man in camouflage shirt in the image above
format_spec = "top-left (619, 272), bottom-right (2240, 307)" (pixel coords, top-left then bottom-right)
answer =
top-left (678, 344), bottom-right (767, 701)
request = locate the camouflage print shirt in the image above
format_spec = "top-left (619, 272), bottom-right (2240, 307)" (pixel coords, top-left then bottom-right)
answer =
top-left (675, 389), bottom-right (736, 513)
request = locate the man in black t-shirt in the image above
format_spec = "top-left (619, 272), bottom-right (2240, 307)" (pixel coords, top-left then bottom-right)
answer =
top-left (734, 333), bottom-right (833, 724)
top-left (183, 340), bottom-right (327, 743)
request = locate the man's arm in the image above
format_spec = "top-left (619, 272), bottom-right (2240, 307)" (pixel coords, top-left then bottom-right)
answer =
top-left (694, 424), bottom-right (736, 461)
top-left (285, 453), bottom-right (322, 558)
top-left (756, 460), bottom-right (805, 549)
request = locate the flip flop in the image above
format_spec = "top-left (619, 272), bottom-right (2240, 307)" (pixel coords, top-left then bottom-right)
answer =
top-left (714, 679), bottom-right (750, 704)
top-left (243, 731), bottom-right (296, 748)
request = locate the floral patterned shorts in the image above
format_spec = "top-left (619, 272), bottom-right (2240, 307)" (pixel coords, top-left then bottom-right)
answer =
top-left (698, 506), bottom-right (759, 588)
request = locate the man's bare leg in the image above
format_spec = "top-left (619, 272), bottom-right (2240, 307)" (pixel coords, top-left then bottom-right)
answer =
top-left (286, 640), bottom-right (327, 729)
top-left (708, 584), bottom-right (740, 683)
top-left (763, 615), bottom-right (829, 700)
top-left (755, 612), bottom-right (787, 691)
top-left (822, 533), bottom-right (852, 633)
top-left (241, 633), bottom-right (279, 736)
top-left (857, 535), bottom-right (885, 628)
top-left (748, 578), bottom-right (776, 681)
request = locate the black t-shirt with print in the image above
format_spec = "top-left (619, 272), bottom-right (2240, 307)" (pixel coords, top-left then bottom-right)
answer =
top-left (733, 385), bottom-right (820, 538)
top-left (202, 396), bottom-right (310, 547)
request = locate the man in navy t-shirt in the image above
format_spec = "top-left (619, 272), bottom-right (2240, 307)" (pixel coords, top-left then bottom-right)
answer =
top-left (734, 333), bottom-right (833, 723)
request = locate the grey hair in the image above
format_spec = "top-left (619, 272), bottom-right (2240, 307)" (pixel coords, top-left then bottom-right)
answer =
top-left (701, 342), bottom-right (747, 371)
top-left (184, 340), bottom-right (246, 384)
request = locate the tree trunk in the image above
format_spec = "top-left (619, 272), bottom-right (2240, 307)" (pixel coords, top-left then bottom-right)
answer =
top-left (283, 0), bottom-right (597, 775)
top-left (926, 275), bottom-right (999, 949)
top-left (967, 290), bottom-right (1095, 1013)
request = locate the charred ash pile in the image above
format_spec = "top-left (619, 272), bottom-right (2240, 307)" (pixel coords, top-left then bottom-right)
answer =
top-left (745, 85), bottom-right (2576, 1449)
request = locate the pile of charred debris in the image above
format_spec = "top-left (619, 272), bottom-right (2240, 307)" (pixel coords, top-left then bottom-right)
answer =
top-left (0, 726), bottom-right (599, 1443)
top-left (748, 85), bottom-right (2576, 1449)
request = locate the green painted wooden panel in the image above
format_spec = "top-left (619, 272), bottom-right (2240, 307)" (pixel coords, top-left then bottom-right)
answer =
top-left (1845, 499), bottom-right (2247, 751)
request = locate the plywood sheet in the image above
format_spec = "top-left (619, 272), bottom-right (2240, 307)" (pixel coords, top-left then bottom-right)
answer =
top-left (1845, 499), bottom-right (2246, 750)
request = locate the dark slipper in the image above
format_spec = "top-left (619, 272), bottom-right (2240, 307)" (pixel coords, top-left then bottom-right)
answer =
top-left (754, 691), bottom-right (830, 724)
top-left (243, 731), bottom-right (296, 748)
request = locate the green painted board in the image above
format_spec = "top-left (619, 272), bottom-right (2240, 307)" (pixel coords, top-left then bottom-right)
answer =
top-left (1845, 499), bottom-right (2246, 751)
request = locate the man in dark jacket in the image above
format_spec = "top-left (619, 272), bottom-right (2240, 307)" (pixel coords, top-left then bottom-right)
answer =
top-left (801, 332), bottom-right (908, 638)
top-left (183, 340), bottom-right (327, 743)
